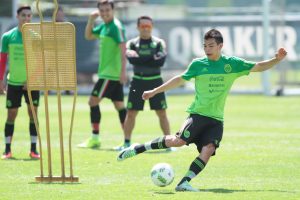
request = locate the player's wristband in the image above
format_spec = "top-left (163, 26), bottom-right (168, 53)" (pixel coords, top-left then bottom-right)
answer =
top-left (0, 53), bottom-right (8, 80)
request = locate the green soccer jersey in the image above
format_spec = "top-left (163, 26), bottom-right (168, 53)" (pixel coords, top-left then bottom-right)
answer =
top-left (92, 18), bottom-right (126, 81)
top-left (182, 55), bottom-right (256, 121)
top-left (1, 27), bottom-right (27, 85)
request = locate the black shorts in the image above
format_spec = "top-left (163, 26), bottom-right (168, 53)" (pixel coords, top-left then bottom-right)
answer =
top-left (6, 84), bottom-right (40, 109)
top-left (127, 77), bottom-right (167, 110)
top-left (176, 114), bottom-right (223, 155)
top-left (91, 79), bottom-right (124, 101)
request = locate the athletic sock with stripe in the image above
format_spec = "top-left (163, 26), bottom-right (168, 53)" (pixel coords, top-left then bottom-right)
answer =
top-left (134, 136), bottom-right (168, 154)
top-left (177, 157), bottom-right (206, 185)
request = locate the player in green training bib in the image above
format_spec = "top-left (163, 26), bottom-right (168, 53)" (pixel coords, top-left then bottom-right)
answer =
top-left (78, 0), bottom-right (127, 149)
top-left (117, 29), bottom-right (287, 192)
top-left (0, 5), bottom-right (40, 160)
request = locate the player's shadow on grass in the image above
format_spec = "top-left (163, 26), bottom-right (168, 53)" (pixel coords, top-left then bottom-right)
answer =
top-left (201, 188), bottom-right (246, 193)
top-left (79, 147), bottom-right (120, 152)
top-left (201, 188), bottom-right (295, 194)
top-left (145, 149), bottom-right (176, 154)
top-left (76, 148), bottom-right (174, 153)
top-left (75, 146), bottom-right (178, 153)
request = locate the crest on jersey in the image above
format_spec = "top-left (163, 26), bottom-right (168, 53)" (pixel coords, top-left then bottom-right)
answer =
top-left (150, 42), bottom-right (157, 48)
top-left (224, 64), bottom-right (232, 73)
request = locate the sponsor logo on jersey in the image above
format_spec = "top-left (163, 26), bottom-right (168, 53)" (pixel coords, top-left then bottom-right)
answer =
top-left (201, 67), bottom-right (209, 73)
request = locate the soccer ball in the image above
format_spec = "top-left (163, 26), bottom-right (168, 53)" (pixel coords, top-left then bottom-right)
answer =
top-left (150, 163), bottom-right (174, 187)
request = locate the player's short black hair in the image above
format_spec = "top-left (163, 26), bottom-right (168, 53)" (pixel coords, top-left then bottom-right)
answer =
top-left (137, 16), bottom-right (153, 26)
top-left (97, 0), bottom-right (114, 9)
top-left (204, 29), bottom-right (223, 44)
top-left (17, 5), bottom-right (31, 15)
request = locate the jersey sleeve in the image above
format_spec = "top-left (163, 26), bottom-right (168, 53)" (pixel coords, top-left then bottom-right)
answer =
top-left (232, 56), bottom-right (256, 77)
top-left (126, 39), bottom-right (134, 50)
top-left (111, 21), bottom-right (126, 44)
top-left (151, 39), bottom-right (167, 67)
top-left (181, 60), bottom-right (198, 81)
top-left (92, 24), bottom-right (102, 38)
top-left (1, 33), bottom-right (9, 53)
top-left (158, 39), bottom-right (167, 54)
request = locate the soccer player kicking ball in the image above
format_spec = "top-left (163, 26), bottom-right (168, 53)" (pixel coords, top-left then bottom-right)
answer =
top-left (118, 29), bottom-right (287, 192)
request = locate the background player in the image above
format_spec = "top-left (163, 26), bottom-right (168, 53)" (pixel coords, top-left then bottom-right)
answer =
top-left (0, 5), bottom-right (40, 159)
top-left (78, 0), bottom-right (127, 148)
top-left (114, 16), bottom-right (172, 151)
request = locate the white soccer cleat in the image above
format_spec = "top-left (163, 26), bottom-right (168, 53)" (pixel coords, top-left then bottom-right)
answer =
top-left (117, 143), bottom-right (139, 161)
top-left (175, 181), bottom-right (200, 192)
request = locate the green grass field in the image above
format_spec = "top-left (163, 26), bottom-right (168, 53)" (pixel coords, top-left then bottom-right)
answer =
top-left (0, 94), bottom-right (299, 200)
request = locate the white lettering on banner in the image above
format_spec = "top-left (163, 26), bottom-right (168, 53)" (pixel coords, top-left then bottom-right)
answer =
top-left (277, 26), bottom-right (297, 60)
top-left (169, 27), bottom-right (191, 65)
top-left (168, 25), bottom-right (298, 64)
top-left (216, 26), bottom-right (233, 55)
top-left (191, 27), bottom-right (203, 57)
top-left (267, 28), bottom-right (275, 56)
top-left (234, 26), bottom-right (256, 57)
top-left (256, 27), bottom-right (263, 56)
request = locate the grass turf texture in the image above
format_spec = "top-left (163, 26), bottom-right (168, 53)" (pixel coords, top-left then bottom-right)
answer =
top-left (0, 94), bottom-right (299, 200)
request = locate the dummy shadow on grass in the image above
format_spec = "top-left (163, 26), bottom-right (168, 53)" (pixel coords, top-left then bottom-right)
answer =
top-left (28, 181), bottom-right (82, 185)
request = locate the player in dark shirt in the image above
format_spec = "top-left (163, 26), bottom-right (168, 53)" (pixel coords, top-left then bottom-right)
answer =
top-left (114, 16), bottom-right (173, 151)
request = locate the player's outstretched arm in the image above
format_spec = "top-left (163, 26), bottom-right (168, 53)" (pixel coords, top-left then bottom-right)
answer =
top-left (142, 75), bottom-right (185, 100)
top-left (251, 48), bottom-right (287, 72)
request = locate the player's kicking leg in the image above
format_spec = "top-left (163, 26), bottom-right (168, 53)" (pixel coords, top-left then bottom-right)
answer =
top-left (117, 135), bottom-right (184, 161)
